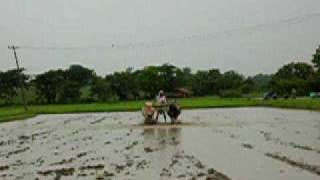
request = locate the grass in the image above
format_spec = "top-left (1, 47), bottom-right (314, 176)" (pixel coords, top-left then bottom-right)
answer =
top-left (0, 97), bottom-right (319, 123)
top-left (256, 98), bottom-right (320, 110)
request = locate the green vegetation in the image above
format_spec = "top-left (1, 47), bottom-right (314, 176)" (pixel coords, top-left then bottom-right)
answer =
top-left (0, 46), bottom-right (319, 105)
top-left (1, 46), bottom-right (320, 123)
top-left (1, 97), bottom-right (319, 123)
top-left (256, 98), bottom-right (320, 110)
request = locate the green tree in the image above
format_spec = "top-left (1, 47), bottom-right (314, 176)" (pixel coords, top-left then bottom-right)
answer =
top-left (34, 70), bottom-right (65, 103)
top-left (59, 81), bottom-right (81, 103)
top-left (0, 69), bottom-right (29, 104)
top-left (106, 67), bottom-right (139, 100)
top-left (251, 74), bottom-right (272, 90)
top-left (274, 62), bottom-right (314, 80)
top-left (191, 69), bottom-right (221, 96)
top-left (190, 71), bottom-right (206, 96)
top-left (176, 67), bottom-right (193, 88)
top-left (241, 77), bottom-right (255, 94)
top-left (271, 62), bottom-right (315, 95)
top-left (90, 76), bottom-right (112, 102)
top-left (157, 64), bottom-right (181, 92)
top-left (312, 46), bottom-right (320, 71)
top-left (65, 64), bottom-right (94, 85)
top-left (217, 71), bottom-right (244, 90)
top-left (136, 66), bottom-right (161, 98)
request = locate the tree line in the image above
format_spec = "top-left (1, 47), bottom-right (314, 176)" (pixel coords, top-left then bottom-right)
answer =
top-left (1, 46), bottom-right (319, 105)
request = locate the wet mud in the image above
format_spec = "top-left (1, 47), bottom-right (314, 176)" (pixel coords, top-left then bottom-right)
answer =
top-left (265, 153), bottom-right (320, 175)
top-left (0, 108), bottom-right (319, 179)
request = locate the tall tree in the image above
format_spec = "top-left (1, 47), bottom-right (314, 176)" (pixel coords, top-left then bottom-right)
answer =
top-left (178, 67), bottom-right (193, 88)
top-left (65, 64), bottom-right (94, 85)
top-left (0, 69), bottom-right (28, 104)
top-left (217, 71), bottom-right (244, 90)
top-left (157, 64), bottom-right (181, 92)
top-left (90, 76), bottom-right (112, 102)
top-left (312, 45), bottom-right (320, 71)
top-left (106, 67), bottom-right (138, 100)
top-left (271, 62), bottom-right (315, 95)
top-left (251, 74), bottom-right (272, 90)
top-left (59, 81), bottom-right (81, 103)
top-left (191, 69), bottom-right (222, 96)
top-left (34, 70), bottom-right (65, 103)
top-left (136, 66), bottom-right (161, 98)
top-left (274, 62), bottom-right (314, 80)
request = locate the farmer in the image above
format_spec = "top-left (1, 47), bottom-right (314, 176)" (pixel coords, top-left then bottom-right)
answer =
top-left (156, 90), bottom-right (167, 123)
top-left (142, 101), bottom-right (156, 124)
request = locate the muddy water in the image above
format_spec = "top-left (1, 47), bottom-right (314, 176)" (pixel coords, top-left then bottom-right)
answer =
top-left (0, 108), bottom-right (319, 180)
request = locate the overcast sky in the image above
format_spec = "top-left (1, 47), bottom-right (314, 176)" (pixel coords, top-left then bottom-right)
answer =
top-left (1, 0), bottom-right (320, 76)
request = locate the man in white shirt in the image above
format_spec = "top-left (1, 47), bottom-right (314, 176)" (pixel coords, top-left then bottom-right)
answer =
top-left (156, 90), bottom-right (167, 123)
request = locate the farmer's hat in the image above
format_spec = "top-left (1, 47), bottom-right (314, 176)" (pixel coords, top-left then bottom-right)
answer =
top-left (145, 101), bottom-right (153, 107)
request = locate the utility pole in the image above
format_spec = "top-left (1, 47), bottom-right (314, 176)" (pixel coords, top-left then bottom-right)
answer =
top-left (8, 45), bottom-right (28, 111)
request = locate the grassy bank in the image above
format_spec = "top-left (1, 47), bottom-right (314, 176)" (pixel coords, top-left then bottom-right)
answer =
top-left (0, 97), bottom-right (319, 123)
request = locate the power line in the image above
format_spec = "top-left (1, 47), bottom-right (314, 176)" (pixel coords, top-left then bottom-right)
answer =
top-left (18, 45), bottom-right (114, 50)
top-left (18, 12), bottom-right (320, 51)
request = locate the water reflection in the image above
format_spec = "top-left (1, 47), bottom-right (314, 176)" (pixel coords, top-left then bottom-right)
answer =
top-left (142, 126), bottom-right (182, 175)
top-left (143, 126), bottom-right (182, 147)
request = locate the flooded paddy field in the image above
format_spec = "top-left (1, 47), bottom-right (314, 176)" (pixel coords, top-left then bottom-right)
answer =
top-left (0, 108), bottom-right (319, 180)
